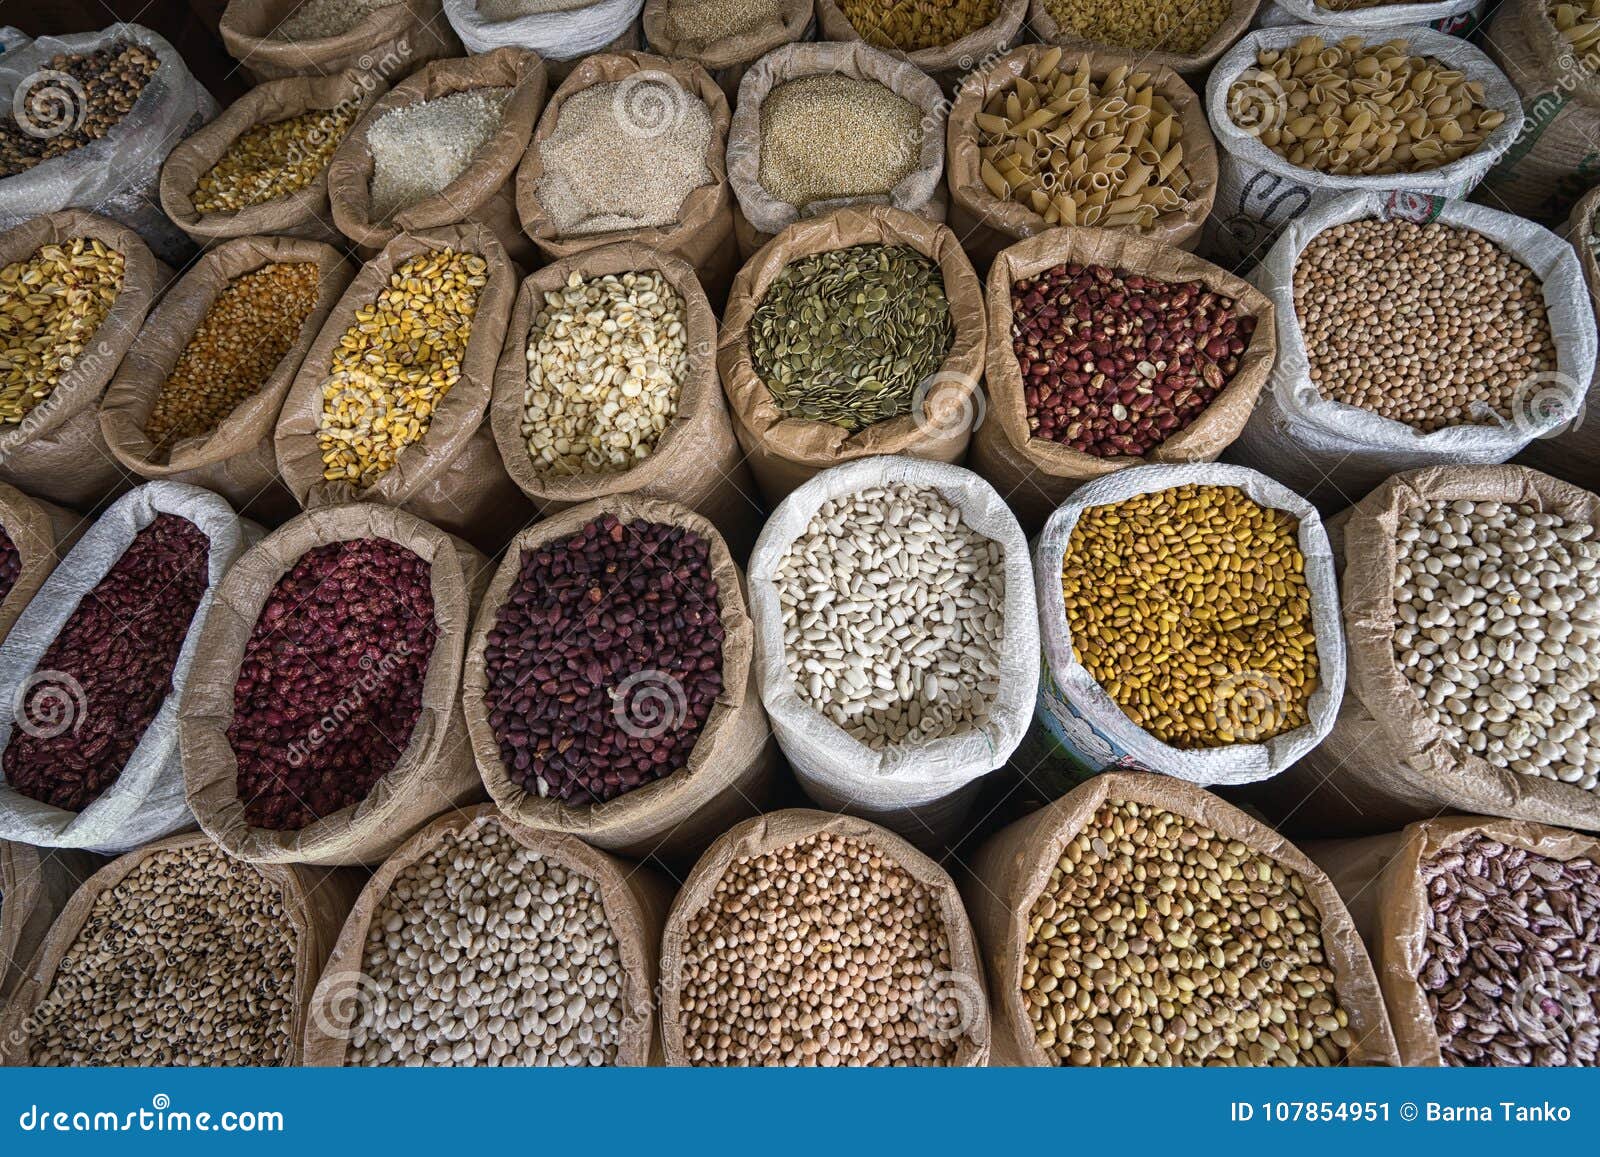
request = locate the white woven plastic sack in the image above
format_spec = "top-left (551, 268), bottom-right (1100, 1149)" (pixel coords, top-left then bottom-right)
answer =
top-left (443, 0), bottom-right (642, 58)
top-left (0, 24), bottom-right (217, 264)
top-left (1033, 463), bottom-right (1345, 787)
top-left (0, 483), bottom-right (260, 854)
top-left (1231, 191), bottom-right (1598, 505)
top-left (1255, 0), bottom-right (1485, 33)
top-left (748, 457), bottom-right (1039, 846)
top-left (1203, 24), bottom-right (1521, 266)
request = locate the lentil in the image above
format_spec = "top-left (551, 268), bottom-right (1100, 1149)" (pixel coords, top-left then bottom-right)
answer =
top-left (536, 78), bottom-right (714, 237)
top-left (663, 0), bottom-right (783, 43)
top-left (1393, 500), bottom-right (1600, 792)
top-left (0, 525), bottom-right (19, 604)
top-left (676, 830), bottom-right (960, 1066)
top-left (368, 89), bottom-right (514, 221)
top-left (27, 842), bottom-right (300, 1066)
top-left (1293, 219), bottom-right (1556, 433)
top-left (1419, 834), bottom-right (1599, 1066)
top-left (4, 514), bottom-right (209, 812)
top-left (0, 238), bottom-right (125, 427)
top-left (522, 270), bottom-right (688, 476)
top-left (1012, 261), bottom-right (1255, 457)
top-left (1041, 0), bottom-right (1228, 54)
top-left (317, 248), bottom-right (487, 488)
top-left (840, 0), bottom-right (999, 52)
top-left (1061, 484), bottom-right (1318, 748)
top-left (1228, 36), bottom-right (1504, 177)
top-left (759, 76), bottom-right (922, 211)
top-left (229, 538), bottom-right (437, 831)
top-left (349, 820), bottom-right (625, 1066)
top-left (192, 105), bottom-right (359, 213)
top-left (775, 484), bottom-right (1005, 748)
top-left (0, 43), bottom-right (159, 178)
top-left (272, 0), bottom-right (401, 39)
top-left (1024, 799), bottom-right (1354, 1066)
top-left (750, 244), bottom-right (951, 432)
top-left (145, 263), bottom-right (323, 456)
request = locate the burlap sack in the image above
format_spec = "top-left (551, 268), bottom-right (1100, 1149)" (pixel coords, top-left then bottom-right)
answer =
top-left (0, 211), bottom-right (166, 511)
top-left (1257, 465), bottom-right (1600, 837)
top-left (964, 771), bottom-right (1400, 1065)
top-left (0, 486), bottom-right (81, 647)
top-left (99, 237), bottom-right (355, 526)
top-left (463, 496), bottom-right (781, 865)
top-left (490, 243), bottom-right (762, 557)
top-left (658, 808), bottom-right (991, 1066)
top-left (0, 831), bottom-right (363, 1066)
top-left (178, 503), bottom-right (491, 867)
top-left (947, 45), bottom-right (1217, 275)
top-left (516, 52), bottom-right (738, 308)
top-left (717, 206), bottom-right (986, 505)
top-left (814, 0), bottom-right (1027, 92)
top-left (641, 0), bottom-right (811, 100)
top-left (219, 0), bottom-right (459, 84)
top-left (728, 41), bottom-right (949, 257)
top-left (275, 223), bottom-right (530, 555)
top-left (1029, 0), bottom-right (1259, 80)
top-left (302, 804), bottom-right (674, 1066)
top-left (0, 842), bottom-right (97, 1003)
top-left (159, 73), bottom-right (392, 249)
top-left (970, 227), bottom-right (1277, 535)
top-left (328, 48), bottom-right (547, 267)
top-left (1306, 815), bottom-right (1600, 1065)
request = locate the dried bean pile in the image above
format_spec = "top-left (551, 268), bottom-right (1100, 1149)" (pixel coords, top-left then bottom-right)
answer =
top-left (0, 524), bottom-right (19, 604)
top-left (369, 89), bottom-right (513, 221)
top-left (193, 106), bottom-right (359, 213)
top-left (28, 843), bottom-right (299, 1066)
top-left (840, 0), bottom-right (998, 51)
top-left (1040, 0), bottom-right (1230, 55)
top-left (0, 42), bottom-right (159, 177)
top-left (1294, 220), bottom-right (1556, 433)
top-left (4, 514), bottom-right (209, 812)
top-left (775, 484), bottom-right (1005, 748)
top-left (749, 245), bottom-right (952, 432)
top-left (483, 514), bottom-right (725, 805)
top-left (675, 831), bottom-right (961, 1066)
top-left (759, 76), bottom-right (922, 211)
top-left (1012, 261), bottom-right (1254, 457)
top-left (145, 262), bottom-right (323, 455)
top-left (1419, 834), bottom-right (1599, 1067)
top-left (273, 0), bottom-right (401, 39)
top-left (228, 538), bottom-right (436, 831)
top-left (1024, 799), bottom-right (1355, 1066)
top-left (1394, 500), bottom-right (1600, 792)
top-left (0, 238), bottom-right (125, 426)
top-left (1061, 485), bottom-right (1319, 748)
top-left (350, 821), bottom-right (625, 1066)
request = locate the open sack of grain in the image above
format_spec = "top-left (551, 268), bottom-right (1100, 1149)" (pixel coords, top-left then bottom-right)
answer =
top-left (219, 0), bottom-right (459, 83)
top-left (814, 0), bottom-right (1026, 92)
top-left (641, 0), bottom-right (811, 100)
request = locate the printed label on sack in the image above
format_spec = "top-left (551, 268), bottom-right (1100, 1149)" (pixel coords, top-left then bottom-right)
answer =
top-left (1383, 191), bottom-right (1446, 223)
top-left (1032, 649), bottom-right (1151, 779)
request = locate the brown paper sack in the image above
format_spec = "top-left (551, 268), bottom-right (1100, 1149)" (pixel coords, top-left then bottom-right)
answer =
top-left (1259, 465), bottom-right (1600, 837)
top-left (947, 45), bottom-right (1218, 275)
top-left (1027, 0), bottom-right (1262, 82)
top-left (491, 243), bottom-right (762, 558)
top-left (517, 52), bottom-right (739, 309)
top-left (814, 0), bottom-right (1027, 93)
top-left (220, 0), bottom-right (459, 84)
top-left (178, 503), bottom-right (491, 867)
top-left (717, 206), bottom-right (986, 506)
top-left (0, 211), bottom-right (167, 511)
top-left (964, 772), bottom-right (1400, 1065)
top-left (0, 832), bottom-right (364, 1065)
top-left (658, 808), bottom-right (991, 1065)
top-left (1305, 815), bottom-right (1600, 1065)
top-left (329, 48), bottom-right (548, 267)
top-left (159, 73), bottom-right (391, 249)
top-left (971, 227), bottom-right (1277, 535)
top-left (275, 222), bottom-right (531, 555)
top-left (302, 804), bottom-right (675, 1066)
top-left (99, 237), bottom-right (356, 526)
top-left (0, 485), bottom-right (82, 647)
top-left (727, 41), bottom-right (950, 258)
top-left (462, 496), bottom-right (781, 865)
top-left (0, 842), bottom-right (98, 1003)
top-left (641, 0), bottom-right (811, 101)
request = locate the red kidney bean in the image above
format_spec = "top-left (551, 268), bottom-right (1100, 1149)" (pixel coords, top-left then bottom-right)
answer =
top-left (1011, 262), bottom-right (1255, 458)
top-left (483, 514), bottom-right (724, 805)
top-left (228, 538), bottom-right (435, 831)
top-left (0, 525), bottom-right (19, 604)
top-left (5, 514), bottom-right (209, 811)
